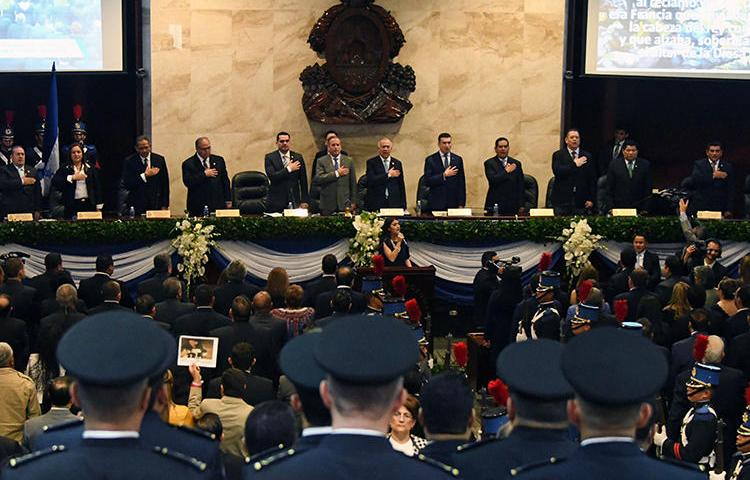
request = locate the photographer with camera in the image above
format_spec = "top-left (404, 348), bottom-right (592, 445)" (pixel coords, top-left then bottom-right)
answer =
top-left (473, 251), bottom-right (501, 328)
top-left (679, 199), bottom-right (728, 282)
top-left (484, 256), bottom-right (523, 360)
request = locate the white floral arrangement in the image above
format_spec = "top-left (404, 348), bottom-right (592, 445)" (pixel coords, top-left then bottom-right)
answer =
top-left (171, 218), bottom-right (218, 288)
top-left (557, 218), bottom-right (604, 279)
top-left (348, 212), bottom-right (385, 267)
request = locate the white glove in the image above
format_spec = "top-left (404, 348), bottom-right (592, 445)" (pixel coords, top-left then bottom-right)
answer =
top-left (708, 471), bottom-right (726, 480)
top-left (652, 426), bottom-right (668, 448)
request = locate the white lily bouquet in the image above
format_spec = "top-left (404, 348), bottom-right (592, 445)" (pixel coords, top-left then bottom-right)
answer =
top-left (557, 218), bottom-right (604, 279)
top-left (171, 219), bottom-right (218, 288)
top-left (349, 212), bottom-right (385, 267)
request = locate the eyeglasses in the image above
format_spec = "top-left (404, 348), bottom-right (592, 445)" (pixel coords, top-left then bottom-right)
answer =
top-left (392, 412), bottom-right (413, 420)
top-left (707, 249), bottom-right (720, 253)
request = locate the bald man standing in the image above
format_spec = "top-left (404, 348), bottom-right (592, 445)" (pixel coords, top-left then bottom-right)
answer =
top-left (365, 137), bottom-right (406, 211)
top-left (182, 136), bottom-right (231, 216)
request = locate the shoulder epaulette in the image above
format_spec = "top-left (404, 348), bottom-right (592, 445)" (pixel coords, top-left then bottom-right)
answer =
top-left (415, 453), bottom-right (460, 477)
top-left (42, 417), bottom-right (83, 432)
top-left (245, 444), bottom-right (285, 464)
top-left (455, 437), bottom-right (502, 453)
top-left (175, 424), bottom-right (217, 441)
top-left (8, 445), bottom-right (67, 468)
top-left (658, 455), bottom-right (706, 472)
top-left (153, 446), bottom-right (207, 472)
top-left (510, 456), bottom-right (566, 476)
top-left (246, 447), bottom-right (298, 472)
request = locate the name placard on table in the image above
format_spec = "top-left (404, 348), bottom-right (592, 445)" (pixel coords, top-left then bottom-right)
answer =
top-left (215, 209), bottom-right (241, 218)
top-left (378, 208), bottom-right (406, 216)
top-left (146, 210), bottom-right (171, 219)
top-left (77, 211), bottom-right (103, 220)
top-left (529, 208), bottom-right (554, 217)
top-left (283, 208), bottom-right (308, 217)
top-left (7, 213), bottom-right (33, 222)
top-left (611, 208), bottom-right (637, 217)
top-left (697, 211), bottom-right (722, 220)
top-left (447, 208), bottom-right (472, 217)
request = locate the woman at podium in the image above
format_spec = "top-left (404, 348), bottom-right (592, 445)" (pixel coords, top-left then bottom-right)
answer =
top-left (380, 218), bottom-right (412, 267)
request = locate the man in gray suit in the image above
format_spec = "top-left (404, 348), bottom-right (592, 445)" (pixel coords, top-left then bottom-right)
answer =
top-left (315, 136), bottom-right (356, 215)
top-left (23, 376), bottom-right (78, 448)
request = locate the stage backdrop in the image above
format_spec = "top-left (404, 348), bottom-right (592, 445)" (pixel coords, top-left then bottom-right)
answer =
top-left (149, 0), bottom-right (565, 213)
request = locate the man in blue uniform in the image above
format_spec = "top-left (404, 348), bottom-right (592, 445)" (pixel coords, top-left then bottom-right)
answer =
top-left (2, 312), bottom-right (213, 479)
top-left (242, 314), bottom-right (458, 480)
top-left (516, 327), bottom-right (705, 480)
top-left (655, 362), bottom-right (720, 469)
top-left (729, 390), bottom-right (750, 479)
top-left (453, 339), bottom-right (577, 479)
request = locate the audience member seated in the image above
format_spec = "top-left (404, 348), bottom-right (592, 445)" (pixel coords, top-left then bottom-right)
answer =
top-left (22, 376), bottom-right (76, 448)
top-left (78, 254), bottom-right (133, 309)
top-left (206, 342), bottom-right (274, 408)
top-left (137, 253), bottom-right (183, 303)
top-left (709, 278), bottom-right (739, 336)
top-left (211, 295), bottom-right (276, 382)
top-left (418, 372), bottom-right (473, 466)
top-left (655, 255), bottom-right (684, 306)
top-left (0, 342), bottom-right (39, 443)
top-left (136, 294), bottom-right (170, 331)
top-left (27, 253), bottom-right (73, 303)
top-left (0, 294), bottom-right (28, 373)
top-left (173, 284), bottom-right (230, 337)
top-left (86, 280), bottom-right (131, 315)
top-left (213, 260), bottom-right (259, 317)
top-left (162, 369), bottom-right (193, 427)
top-left (195, 413), bottom-right (243, 480)
top-left (380, 218), bottom-right (412, 267)
top-left (387, 394), bottom-right (427, 457)
top-left (154, 277), bottom-right (195, 330)
top-left (314, 267), bottom-right (366, 319)
top-left (302, 254), bottom-right (337, 307)
top-left (244, 400), bottom-right (298, 457)
top-left (271, 285), bottom-right (314, 339)
top-left (632, 234), bottom-right (660, 289)
top-left (266, 267), bottom-right (289, 309)
top-left (189, 365), bottom-right (253, 457)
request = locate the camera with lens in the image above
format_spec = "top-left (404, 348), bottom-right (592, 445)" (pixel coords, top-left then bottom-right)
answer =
top-left (497, 256), bottom-right (521, 280)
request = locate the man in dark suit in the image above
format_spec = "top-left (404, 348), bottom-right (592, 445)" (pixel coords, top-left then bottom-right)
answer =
top-left (27, 253), bottom-right (73, 303)
top-left (725, 286), bottom-right (750, 344)
top-left (78, 254), bottom-right (133, 309)
top-left (0, 257), bottom-right (38, 327)
top-left (365, 137), bottom-right (406, 211)
top-left (551, 129), bottom-right (597, 215)
top-left (423, 132), bottom-right (466, 212)
top-left (605, 248), bottom-right (636, 305)
top-left (154, 277), bottom-right (194, 330)
top-left (86, 281), bottom-right (132, 316)
top-left (265, 131), bottom-right (309, 213)
top-left (668, 309), bottom-right (709, 393)
top-left (0, 295), bottom-right (28, 372)
top-left (0, 145), bottom-right (41, 218)
top-left (314, 267), bottom-right (366, 319)
top-left (684, 238), bottom-right (728, 282)
top-left (311, 130), bottom-right (348, 183)
top-left (211, 295), bottom-right (275, 382)
top-left (302, 254), bottom-right (337, 308)
top-left (214, 260), bottom-right (259, 316)
top-left (656, 255), bottom-right (684, 306)
top-left (690, 141), bottom-right (734, 216)
top-left (613, 268), bottom-right (660, 324)
top-left (173, 284), bottom-right (230, 337)
top-left (472, 251), bottom-right (501, 328)
top-left (121, 135), bottom-right (170, 215)
top-left (596, 126), bottom-right (629, 178)
top-left (484, 137), bottom-right (525, 216)
top-left (205, 342), bottom-right (274, 407)
top-left (605, 140), bottom-right (653, 213)
top-left (137, 253), bottom-right (182, 304)
top-left (314, 136), bottom-right (356, 215)
top-left (181, 136), bottom-right (231, 216)
top-left (632, 234), bottom-right (661, 289)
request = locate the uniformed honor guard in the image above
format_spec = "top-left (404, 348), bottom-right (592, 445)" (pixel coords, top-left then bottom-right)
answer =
top-left (61, 105), bottom-right (99, 168)
top-left (28, 105), bottom-right (47, 170)
top-left (0, 110), bottom-right (15, 166)
top-left (242, 314), bottom-right (458, 480)
top-left (655, 361), bottom-right (720, 469)
top-left (730, 387), bottom-right (750, 479)
top-left (515, 327), bottom-right (705, 479)
top-left (452, 339), bottom-right (577, 480)
top-left (569, 303), bottom-right (600, 337)
top-left (516, 271), bottom-right (562, 342)
top-left (3, 312), bottom-right (215, 479)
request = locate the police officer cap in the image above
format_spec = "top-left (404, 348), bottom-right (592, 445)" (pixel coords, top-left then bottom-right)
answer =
top-left (496, 339), bottom-right (573, 400)
top-left (562, 327), bottom-right (666, 405)
top-left (314, 314), bottom-right (418, 384)
top-left (58, 312), bottom-right (175, 386)
top-left (2, 126), bottom-right (13, 138)
top-left (72, 121), bottom-right (87, 134)
top-left (280, 331), bottom-right (325, 391)
top-left (0, 251), bottom-right (29, 262)
top-left (34, 120), bottom-right (46, 134)
top-left (536, 271), bottom-right (560, 291)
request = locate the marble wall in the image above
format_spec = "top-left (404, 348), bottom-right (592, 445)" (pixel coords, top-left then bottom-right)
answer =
top-left (150, 0), bottom-right (565, 212)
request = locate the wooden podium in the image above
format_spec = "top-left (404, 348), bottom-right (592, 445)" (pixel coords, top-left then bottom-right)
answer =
top-left (355, 266), bottom-right (436, 346)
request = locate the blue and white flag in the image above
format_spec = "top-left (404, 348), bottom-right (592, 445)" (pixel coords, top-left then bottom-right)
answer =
top-left (40, 63), bottom-right (59, 197)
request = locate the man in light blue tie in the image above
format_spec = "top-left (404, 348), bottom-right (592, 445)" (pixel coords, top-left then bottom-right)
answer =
top-left (365, 137), bottom-right (406, 211)
top-left (315, 136), bottom-right (356, 215)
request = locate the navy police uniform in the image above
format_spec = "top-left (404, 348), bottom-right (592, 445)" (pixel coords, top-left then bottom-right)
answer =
top-left (242, 314), bottom-right (457, 480)
top-left (516, 328), bottom-right (705, 480)
top-left (452, 339), bottom-right (577, 480)
top-left (2, 312), bottom-right (213, 479)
